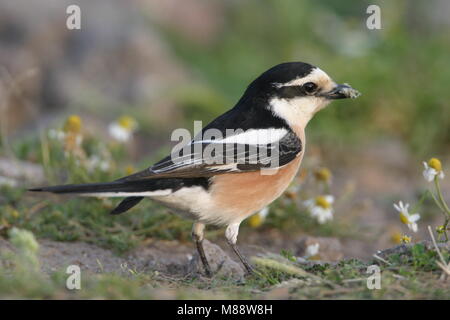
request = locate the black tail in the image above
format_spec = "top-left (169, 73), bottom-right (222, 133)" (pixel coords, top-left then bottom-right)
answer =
top-left (28, 179), bottom-right (160, 194)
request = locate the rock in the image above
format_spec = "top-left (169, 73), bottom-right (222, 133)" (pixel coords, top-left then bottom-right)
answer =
top-left (0, 158), bottom-right (45, 186)
top-left (187, 239), bottom-right (245, 279)
top-left (128, 240), bottom-right (193, 276)
top-left (295, 236), bottom-right (343, 261)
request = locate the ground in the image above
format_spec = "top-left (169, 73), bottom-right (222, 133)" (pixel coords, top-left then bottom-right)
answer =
top-left (1, 235), bottom-right (449, 299)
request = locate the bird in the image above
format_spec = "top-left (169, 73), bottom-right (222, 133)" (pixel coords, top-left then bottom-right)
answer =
top-left (29, 62), bottom-right (360, 276)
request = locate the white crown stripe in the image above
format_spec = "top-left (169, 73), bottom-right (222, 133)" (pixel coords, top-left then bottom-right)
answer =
top-left (274, 67), bottom-right (328, 88)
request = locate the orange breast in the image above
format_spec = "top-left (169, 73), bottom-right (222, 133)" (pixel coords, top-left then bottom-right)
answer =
top-left (210, 156), bottom-right (302, 221)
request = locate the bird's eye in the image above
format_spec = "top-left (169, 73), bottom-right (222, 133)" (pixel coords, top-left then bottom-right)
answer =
top-left (303, 82), bottom-right (318, 94)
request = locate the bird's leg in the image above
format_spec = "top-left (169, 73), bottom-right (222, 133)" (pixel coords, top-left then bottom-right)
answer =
top-left (192, 222), bottom-right (212, 277)
top-left (225, 223), bottom-right (255, 275)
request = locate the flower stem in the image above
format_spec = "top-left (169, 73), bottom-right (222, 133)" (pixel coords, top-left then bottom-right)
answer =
top-left (434, 176), bottom-right (450, 215)
top-left (434, 176), bottom-right (450, 241)
top-left (442, 219), bottom-right (449, 242)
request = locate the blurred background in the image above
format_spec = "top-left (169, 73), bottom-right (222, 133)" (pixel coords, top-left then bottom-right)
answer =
top-left (1, 0), bottom-right (450, 262)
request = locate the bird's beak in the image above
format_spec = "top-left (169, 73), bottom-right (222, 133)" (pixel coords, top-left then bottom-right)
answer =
top-left (320, 83), bottom-right (361, 100)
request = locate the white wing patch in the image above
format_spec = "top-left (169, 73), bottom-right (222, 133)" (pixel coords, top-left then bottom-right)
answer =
top-left (192, 128), bottom-right (288, 145)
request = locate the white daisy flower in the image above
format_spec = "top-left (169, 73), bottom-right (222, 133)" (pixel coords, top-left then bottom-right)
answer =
top-left (108, 116), bottom-right (138, 142)
top-left (48, 129), bottom-right (65, 141)
top-left (305, 243), bottom-right (320, 259)
top-left (393, 201), bottom-right (420, 233)
top-left (259, 206), bottom-right (270, 219)
top-left (422, 158), bottom-right (445, 182)
top-left (304, 195), bottom-right (334, 224)
top-left (86, 155), bottom-right (110, 172)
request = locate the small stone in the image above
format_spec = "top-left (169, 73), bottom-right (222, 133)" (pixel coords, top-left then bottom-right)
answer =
top-left (0, 158), bottom-right (45, 185)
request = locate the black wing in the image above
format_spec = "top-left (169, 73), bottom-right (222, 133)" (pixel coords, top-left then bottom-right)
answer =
top-left (118, 130), bottom-right (302, 182)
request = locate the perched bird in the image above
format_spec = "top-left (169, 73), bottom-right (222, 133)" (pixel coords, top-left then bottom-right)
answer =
top-left (30, 62), bottom-right (360, 276)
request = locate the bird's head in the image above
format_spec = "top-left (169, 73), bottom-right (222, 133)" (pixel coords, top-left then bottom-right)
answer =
top-left (245, 62), bottom-right (360, 128)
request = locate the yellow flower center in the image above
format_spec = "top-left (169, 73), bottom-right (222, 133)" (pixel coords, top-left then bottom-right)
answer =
top-left (399, 212), bottom-right (409, 224)
top-left (248, 214), bottom-right (263, 228)
top-left (400, 235), bottom-right (411, 243)
top-left (315, 196), bottom-right (331, 209)
top-left (428, 158), bottom-right (442, 171)
top-left (63, 115), bottom-right (82, 133)
top-left (125, 165), bottom-right (136, 175)
top-left (314, 168), bottom-right (332, 182)
top-left (118, 116), bottom-right (137, 130)
top-left (11, 209), bottom-right (20, 219)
